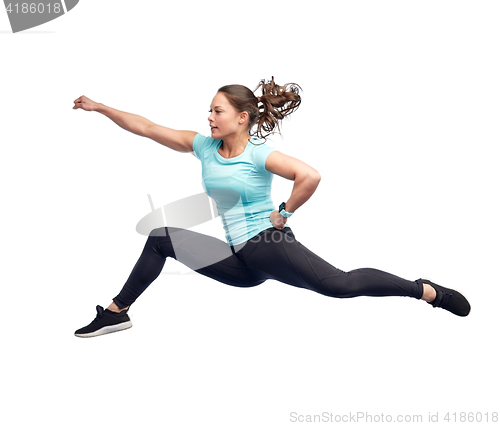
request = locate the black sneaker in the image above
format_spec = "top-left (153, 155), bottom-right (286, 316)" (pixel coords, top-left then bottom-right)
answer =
top-left (417, 278), bottom-right (471, 317)
top-left (74, 305), bottom-right (133, 337)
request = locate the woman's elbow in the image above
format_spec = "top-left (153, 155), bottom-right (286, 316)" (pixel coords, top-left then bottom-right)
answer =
top-left (294, 166), bottom-right (321, 186)
top-left (298, 169), bottom-right (321, 189)
top-left (310, 169), bottom-right (321, 186)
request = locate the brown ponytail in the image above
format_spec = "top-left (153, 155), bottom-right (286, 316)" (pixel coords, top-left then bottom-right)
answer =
top-left (217, 76), bottom-right (302, 140)
top-left (255, 77), bottom-right (302, 139)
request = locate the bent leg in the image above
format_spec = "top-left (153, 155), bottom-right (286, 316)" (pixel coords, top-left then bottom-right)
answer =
top-left (113, 227), bottom-right (268, 309)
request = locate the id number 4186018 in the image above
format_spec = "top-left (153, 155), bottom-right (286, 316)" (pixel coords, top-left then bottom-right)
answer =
top-left (5, 2), bottom-right (63, 14)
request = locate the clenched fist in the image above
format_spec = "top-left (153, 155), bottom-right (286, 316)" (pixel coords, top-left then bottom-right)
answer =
top-left (269, 210), bottom-right (287, 230)
top-left (73, 95), bottom-right (100, 112)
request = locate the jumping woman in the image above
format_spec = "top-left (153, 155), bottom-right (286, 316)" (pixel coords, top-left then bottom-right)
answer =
top-left (73, 77), bottom-right (470, 338)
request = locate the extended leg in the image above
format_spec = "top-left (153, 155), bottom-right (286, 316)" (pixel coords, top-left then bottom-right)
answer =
top-left (241, 228), bottom-right (424, 299)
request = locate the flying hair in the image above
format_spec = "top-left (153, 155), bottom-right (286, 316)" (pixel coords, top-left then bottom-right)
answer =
top-left (217, 76), bottom-right (302, 140)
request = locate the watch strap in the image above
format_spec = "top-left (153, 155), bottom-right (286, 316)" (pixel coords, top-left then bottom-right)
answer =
top-left (279, 202), bottom-right (294, 218)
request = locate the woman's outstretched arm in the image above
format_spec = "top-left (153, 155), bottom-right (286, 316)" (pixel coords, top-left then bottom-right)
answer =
top-left (73, 95), bottom-right (196, 153)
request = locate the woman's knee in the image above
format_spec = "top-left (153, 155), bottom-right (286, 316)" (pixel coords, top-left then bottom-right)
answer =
top-left (311, 275), bottom-right (353, 298)
top-left (146, 227), bottom-right (176, 258)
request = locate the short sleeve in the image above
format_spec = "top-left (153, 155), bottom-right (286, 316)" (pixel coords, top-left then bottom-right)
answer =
top-left (192, 133), bottom-right (207, 160)
top-left (252, 143), bottom-right (276, 172)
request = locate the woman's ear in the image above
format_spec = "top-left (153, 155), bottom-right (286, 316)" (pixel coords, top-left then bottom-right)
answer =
top-left (239, 111), bottom-right (249, 124)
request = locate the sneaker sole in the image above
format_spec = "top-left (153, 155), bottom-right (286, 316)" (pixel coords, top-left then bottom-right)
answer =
top-left (74, 320), bottom-right (133, 338)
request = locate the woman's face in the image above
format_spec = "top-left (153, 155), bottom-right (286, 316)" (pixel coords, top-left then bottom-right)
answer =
top-left (208, 92), bottom-right (246, 139)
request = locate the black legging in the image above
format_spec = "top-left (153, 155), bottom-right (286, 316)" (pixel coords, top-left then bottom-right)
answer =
top-left (112, 226), bottom-right (424, 309)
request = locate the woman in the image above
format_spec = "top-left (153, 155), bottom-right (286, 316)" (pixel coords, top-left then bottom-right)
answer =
top-left (73, 78), bottom-right (470, 338)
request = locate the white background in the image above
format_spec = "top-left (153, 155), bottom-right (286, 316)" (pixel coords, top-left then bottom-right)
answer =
top-left (1, 1), bottom-right (499, 425)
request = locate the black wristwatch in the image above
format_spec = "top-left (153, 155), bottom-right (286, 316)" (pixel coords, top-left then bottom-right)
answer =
top-left (279, 202), bottom-right (294, 218)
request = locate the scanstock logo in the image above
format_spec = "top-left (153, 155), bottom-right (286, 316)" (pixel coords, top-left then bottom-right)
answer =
top-left (3, 0), bottom-right (79, 33)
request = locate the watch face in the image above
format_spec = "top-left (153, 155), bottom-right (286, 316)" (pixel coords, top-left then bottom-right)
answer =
top-left (279, 202), bottom-right (286, 212)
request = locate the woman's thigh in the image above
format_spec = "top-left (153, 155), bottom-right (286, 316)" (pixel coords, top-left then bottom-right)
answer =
top-left (237, 227), bottom-right (339, 293)
top-left (157, 227), bottom-right (269, 288)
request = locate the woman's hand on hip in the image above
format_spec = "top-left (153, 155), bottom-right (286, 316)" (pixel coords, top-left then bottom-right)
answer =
top-left (270, 210), bottom-right (287, 230)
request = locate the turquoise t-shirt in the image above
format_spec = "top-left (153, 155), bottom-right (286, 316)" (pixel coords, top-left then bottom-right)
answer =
top-left (193, 133), bottom-right (285, 246)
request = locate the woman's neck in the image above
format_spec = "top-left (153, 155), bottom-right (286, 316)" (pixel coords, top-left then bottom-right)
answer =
top-left (219, 133), bottom-right (251, 158)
